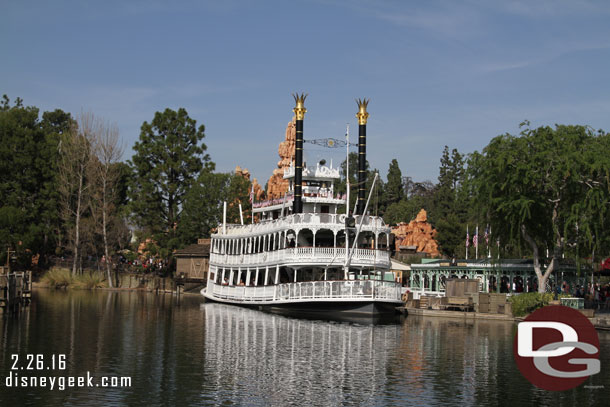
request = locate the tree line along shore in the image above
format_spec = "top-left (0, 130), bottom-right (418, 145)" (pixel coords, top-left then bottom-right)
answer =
top-left (1, 95), bottom-right (609, 292)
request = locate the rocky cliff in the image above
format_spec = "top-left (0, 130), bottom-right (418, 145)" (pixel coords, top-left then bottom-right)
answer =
top-left (391, 209), bottom-right (440, 257)
top-left (265, 118), bottom-right (295, 199)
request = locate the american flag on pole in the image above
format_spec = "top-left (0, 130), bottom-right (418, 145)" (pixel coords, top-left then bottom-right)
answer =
top-left (466, 225), bottom-right (470, 248)
top-left (474, 225), bottom-right (479, 259)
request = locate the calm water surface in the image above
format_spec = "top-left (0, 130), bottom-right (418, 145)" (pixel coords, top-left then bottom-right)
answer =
top-left (0, 289), bottom-right (608, 406)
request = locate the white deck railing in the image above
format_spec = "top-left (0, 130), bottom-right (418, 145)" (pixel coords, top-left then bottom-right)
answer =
top-left (210, 280), bottom-right (402, 303)
top-left (210, 247), bottom-right (390, 268)
top-left (220, 213), bottom-right (388, 237)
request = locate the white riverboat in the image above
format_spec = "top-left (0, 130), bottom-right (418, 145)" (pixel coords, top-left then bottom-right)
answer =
top-left (201, 95), bottom-right (403, 319)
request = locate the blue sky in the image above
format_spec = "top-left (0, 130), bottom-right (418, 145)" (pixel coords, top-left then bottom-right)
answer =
top-left (3, 0), bottom-right (610, 184)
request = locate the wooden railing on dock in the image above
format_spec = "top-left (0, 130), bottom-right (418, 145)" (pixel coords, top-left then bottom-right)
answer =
top-left (0, 267), bottom-right (32, 313)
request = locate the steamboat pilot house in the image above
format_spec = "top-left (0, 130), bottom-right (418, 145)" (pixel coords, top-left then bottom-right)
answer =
top-left (203, 95), bottom-right (402, 317)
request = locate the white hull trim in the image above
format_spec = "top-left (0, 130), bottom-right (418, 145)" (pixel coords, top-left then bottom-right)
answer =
top-left (201, 279), bottom-right (403, 306)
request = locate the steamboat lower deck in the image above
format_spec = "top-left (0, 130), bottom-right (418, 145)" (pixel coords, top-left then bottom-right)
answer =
top-left (202, 279), bottom-right (403, 320)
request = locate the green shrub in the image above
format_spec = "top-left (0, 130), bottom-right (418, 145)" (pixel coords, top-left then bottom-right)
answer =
top-left (509, 292), bottom-right (570, 317)
top-left (509, 292), bottom-right (553, 317)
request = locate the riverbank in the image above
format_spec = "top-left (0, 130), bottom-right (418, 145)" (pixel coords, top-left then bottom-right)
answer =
top-left (404, 306), bottom-right (610, 330)
top-left (35, 268), bottom-right (205, 295)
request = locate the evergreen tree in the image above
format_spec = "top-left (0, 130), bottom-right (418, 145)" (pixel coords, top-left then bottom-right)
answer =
top-left (431, 146), bottom-right (468, 257)
top-left (0, 95), bottom-right (72, 267)
top-left (384, 196), bottom-right (427, 225)
top-left (178, 171), bottom-right (252, 245)
top-left (386, 159), bottom-right (404, 205)
top-left (129, 108), bottom-right (212, 257)
top-left (383, 178), bottom-right (435, 226)
top-left (178, 171), bottom-right (229, 244)
top-left (370, 171), bottom-right (386, 217)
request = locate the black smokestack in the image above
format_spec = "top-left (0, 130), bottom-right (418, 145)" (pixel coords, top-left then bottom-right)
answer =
top-left (356, 98), bottom-right (369, 215)
top-left (292, 93), bottom-right (307, 214)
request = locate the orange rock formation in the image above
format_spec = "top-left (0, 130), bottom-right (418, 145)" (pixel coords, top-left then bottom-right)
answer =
top-left (391, 209), bottom-right (440, 257)
top-left (266, 118), bottom-right (295, 199)
top-left (235, 165), bottom-right (264, 201)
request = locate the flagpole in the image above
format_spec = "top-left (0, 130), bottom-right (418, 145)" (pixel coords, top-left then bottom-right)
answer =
top-left (488, 225), bottom-right (491, 258)
top-left (466, 225), bottom-right (469, 260)
top-left (475, 224), bottom-right (479, 259)
top-left (345, 124), bottom-right (350, 270)
top-left (345, 124), bottom-right (350, 218)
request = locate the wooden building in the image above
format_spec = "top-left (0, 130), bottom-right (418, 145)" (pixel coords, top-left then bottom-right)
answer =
top-left (174, 239), bottom-right (210, 281)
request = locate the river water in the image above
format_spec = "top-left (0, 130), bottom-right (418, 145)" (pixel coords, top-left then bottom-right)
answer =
top-left (0, 289), bottom-right (608, 406)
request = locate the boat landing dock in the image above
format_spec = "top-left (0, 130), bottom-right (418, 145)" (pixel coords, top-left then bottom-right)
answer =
top-left (404, 307), bottom-right (515, 321)
top-left (0, 268), bottom-right (32, 313)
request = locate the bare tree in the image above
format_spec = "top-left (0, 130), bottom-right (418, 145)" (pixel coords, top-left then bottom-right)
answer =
top-left (89, 119), bottom-right (123, 287)
top-left (58, 113), bottom-right (94, 275)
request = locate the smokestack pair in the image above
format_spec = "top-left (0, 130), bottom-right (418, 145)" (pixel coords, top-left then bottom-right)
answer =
top-left (292, 94), bottom-right (369, 215)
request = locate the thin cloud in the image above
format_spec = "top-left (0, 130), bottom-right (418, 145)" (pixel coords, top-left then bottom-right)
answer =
top-left (374, 5), bottom-right (481, 37)
top-left (488, 0), bottom-right (610, 18)
top-left (478, 60), bottom-right (534, 73)
top-left (321, 0), bottom-right (484, 39)
top-left (478, 41), bottom-right (610, 74)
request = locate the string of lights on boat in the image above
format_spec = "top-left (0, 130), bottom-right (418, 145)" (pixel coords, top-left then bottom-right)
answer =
top-left (304, 138), bottom-right (358, 148)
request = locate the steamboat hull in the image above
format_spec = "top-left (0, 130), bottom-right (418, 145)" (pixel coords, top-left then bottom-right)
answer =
top-left (264, 300), bottom-right (400, 322)
top-left (202, 288), bottom-right (402, 323)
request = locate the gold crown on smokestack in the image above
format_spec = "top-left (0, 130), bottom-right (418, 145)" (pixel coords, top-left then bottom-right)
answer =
top-left (292, 93), bottom-right (308, 120)
top-left (356, 98), bottom-right (370, 125)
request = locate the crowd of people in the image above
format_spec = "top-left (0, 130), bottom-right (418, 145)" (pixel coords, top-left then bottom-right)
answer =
top-left (488, 276), bottom-right (610, 312)
top-left (557, 280), bottom-right (610, 310)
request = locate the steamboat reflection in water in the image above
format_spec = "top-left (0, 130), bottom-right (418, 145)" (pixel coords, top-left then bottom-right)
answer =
top-left (1, 291), bottom-right (608, 406)
top-left (202, 303), bottom-right (403, 406)
top-left (201, 303), bottom-right (516, 406)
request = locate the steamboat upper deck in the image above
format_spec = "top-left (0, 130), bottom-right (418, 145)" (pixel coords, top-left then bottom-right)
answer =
top-left (210, 213), bottom-right (391, 269)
